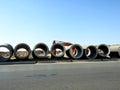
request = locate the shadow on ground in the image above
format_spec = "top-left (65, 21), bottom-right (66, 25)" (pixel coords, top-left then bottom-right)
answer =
top-left (0, 57), bottom-right (119, 65)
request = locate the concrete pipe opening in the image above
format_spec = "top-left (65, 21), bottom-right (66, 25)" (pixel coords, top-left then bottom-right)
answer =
top-left (97, 44), bottom-right (110, 58)
top-left (14, 43), bottom-right (31, 60)
top-left (51, 43), bottom-right (65, 58)
top-left (85, 45), bottom-right (98, 59)
top-left (32, 43), bottom-right (49, 59)
top-left (0, 44), bottom-right (14, 61)
top-left (66, 44), bottom-right (83, 59)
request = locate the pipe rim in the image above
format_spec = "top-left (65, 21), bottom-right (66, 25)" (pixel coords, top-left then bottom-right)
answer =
top-left (33, 43), bottom-right (49, 58)
top-left (51, 43), bottom-right (65, 58)
top-left (68, 44), bottom-right (83, 59)
top-left (97, 44), bottom-right (110, 57)
top-left (85, 45), bottom-right (98, 59)
top-left (0, 44), bottom-right (14, 61)
top-left (14, 43), bottom-right (31, 59)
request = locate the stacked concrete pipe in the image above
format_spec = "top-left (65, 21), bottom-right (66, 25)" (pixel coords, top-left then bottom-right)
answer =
top-left (83, 45), bottom-right (98, 59)
top-left (14, 43), bottom-right (31, 60)
top-left (0, 44), bottom-right (14, 61)
top-left (97, 44), bottom-right (110, 58)
top-left (66, 44), bottom-right (83, 59)
top-left (109, 45), bottom-right (120, 58)
top-left (32, 43), bottom-right (49, 59)
top-left (51, 43), bottom-right (65, 58)
top-left (0, 43), bottom-right (119, 61)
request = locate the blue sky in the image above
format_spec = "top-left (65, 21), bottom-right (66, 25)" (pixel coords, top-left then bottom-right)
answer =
top-left (0, 0), bottom-right (120, 49)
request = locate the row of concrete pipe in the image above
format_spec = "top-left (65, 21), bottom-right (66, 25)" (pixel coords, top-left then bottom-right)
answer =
top-left (0, 43), bottom-right (120, 61)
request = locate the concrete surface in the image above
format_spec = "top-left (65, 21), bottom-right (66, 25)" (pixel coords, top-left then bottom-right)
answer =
top-left (0, 61), bottom-right (120, 90)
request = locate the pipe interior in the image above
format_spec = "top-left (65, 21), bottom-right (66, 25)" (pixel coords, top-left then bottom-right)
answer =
top-left (69, 45), bottom-right (83, 58)
top-left (51, 44), bottom-right (64, 57)
top-left (98, 45), bottom-right (109, 56)
top-left (0, 47), bottom-right (11, 58)
top-left (34, 44), bottom-right (48, 57)
top-left (85, 46), bottom-right (97, 59)
top-left (16, 48), bottom-right (29, 58)
top-left (15, 44), bottom-right (30, 58)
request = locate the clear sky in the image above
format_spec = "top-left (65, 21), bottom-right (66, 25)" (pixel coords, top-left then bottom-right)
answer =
top-left (0, 0), bottom-right (120, 49)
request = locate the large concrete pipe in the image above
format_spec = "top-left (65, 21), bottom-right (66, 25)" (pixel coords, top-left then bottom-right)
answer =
top-left (14, 43), bottom-right (31, 60)
top-left (109, 45), bottom-right (120, 58)
top-left (51, 43), bottom-right (65, 58)
top-left (83, 45), bottom-right (98, 59)
top-left (66, 44), bottom-right (83, 59)
top-left (32, 43), bottom-right (49, 59)
top-left (0, 44), bottom-right (14, 61)
top-left (97, 44), bottom-right (110, 58)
